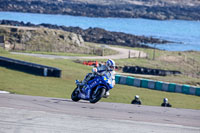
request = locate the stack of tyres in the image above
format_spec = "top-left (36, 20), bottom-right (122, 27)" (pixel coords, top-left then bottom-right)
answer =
top-left (123, 66), bottom-right (181, 76)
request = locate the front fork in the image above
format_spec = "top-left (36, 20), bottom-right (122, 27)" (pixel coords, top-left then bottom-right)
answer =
top-left (95, 86), bottom-right (107, 95)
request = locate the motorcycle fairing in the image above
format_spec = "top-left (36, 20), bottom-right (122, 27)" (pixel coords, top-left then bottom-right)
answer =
top-left (78, 75), bottom-right (109, 100)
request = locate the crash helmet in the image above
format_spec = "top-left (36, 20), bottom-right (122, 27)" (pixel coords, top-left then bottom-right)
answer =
top-left (106, 59), bottom-right (115, 71)
top-left (135, 95), bottom-right (139, 99)
top-left (92, 67), bottom-right (97, 73)
top-left (163, 98), bottom-right (168, 103)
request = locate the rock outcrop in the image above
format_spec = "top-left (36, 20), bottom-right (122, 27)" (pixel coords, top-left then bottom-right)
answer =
top-left (0, 25), bottom-right (87, 53)
top-left (0, 0), bottom-right (200, 20)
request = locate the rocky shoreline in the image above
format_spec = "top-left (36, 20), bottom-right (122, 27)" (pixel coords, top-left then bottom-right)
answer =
top-left (0, 20), bottom-right (171, 48)
top-left (0, 0), bottom-right (200, 20)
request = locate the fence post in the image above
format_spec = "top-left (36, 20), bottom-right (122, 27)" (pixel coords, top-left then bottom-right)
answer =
top-left (138, 51), bottom-right (141, 58)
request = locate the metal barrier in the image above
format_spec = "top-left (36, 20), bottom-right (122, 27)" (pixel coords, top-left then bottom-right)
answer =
top-left (0, 56), bottom-right (61, 77)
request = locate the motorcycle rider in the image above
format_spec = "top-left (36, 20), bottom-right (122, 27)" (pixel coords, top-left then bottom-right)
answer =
top-left (76, 59), bottom-right (116, 97)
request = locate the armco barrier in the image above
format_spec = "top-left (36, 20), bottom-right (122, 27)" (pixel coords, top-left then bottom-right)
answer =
top-left (141, 79), bottom-right (149, 88)
top-left (196, 88), bottom-right (200, 96)
top-left (162, 83), bottom-right (169, 92)
top-left (148, 80), bottom-right (155, 89)
top-left (119, 76), bottom-right (127, 84)
top-left (168, 83), bottom-right (176, 92)
top-left (0, 56), bottom-right (61, 77)
top-left (115, 75), bottom-right (121, 84)
top-left (155, 81), bottom-right (163, 90)
top-left (115, 75), bottom-right (200, 96)
top-left (189, 86), bottom-right (196, 95)
top-left (133, 78), bottom-right (141, 87)
top-left (175, 84), bottom-right (182, 93)
top-left (182, 85), bottom-right (190, 94)
top-left (126, 76), bottom-right (135, 86)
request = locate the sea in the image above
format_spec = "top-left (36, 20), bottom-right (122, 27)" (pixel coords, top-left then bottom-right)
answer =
top-left (0, 11), bottom-right (200, 51)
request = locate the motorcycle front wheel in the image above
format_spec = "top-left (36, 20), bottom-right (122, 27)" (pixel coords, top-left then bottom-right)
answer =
top-left (89, 87), bottom-right (106, 103)
top-left (71, 87), bottom-right (81, 102)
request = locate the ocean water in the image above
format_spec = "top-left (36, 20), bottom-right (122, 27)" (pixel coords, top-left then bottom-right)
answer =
top-left (0, 11), bottom-right (200, 51)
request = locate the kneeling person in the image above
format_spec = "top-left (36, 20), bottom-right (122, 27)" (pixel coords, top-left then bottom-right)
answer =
top-left (131, 95), bottom-right (142, 105)
top-left (161, 98), bottom-right (172, 107)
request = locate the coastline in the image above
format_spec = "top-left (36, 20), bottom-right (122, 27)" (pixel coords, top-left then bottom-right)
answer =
top-left (0, 0), bottom-right (200, 21)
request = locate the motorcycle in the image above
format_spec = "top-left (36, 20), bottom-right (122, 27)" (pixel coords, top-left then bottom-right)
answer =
top-left (71, 73), bottom-right (114, 103)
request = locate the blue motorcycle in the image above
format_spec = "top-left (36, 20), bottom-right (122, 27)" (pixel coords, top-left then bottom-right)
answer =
top-left (71, 73), bottom-right (114, 103)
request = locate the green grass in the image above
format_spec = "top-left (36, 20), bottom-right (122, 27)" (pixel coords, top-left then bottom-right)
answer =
top-left (13, 50), bottom-right (96, 57)
top-left (0, 47), bottom-right (9, 54)
top-left (0, 51), bottom-right (200, 110)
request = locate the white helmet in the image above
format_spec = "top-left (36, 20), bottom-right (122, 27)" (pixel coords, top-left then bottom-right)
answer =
top-left (135, 95), bottom-right (139, 99)
top-left (92, 67), bottom-right (97, 73)
top-left (164, 98), bottom-right (168, 103)
top-left (106, 59), bottom-right (115, 71)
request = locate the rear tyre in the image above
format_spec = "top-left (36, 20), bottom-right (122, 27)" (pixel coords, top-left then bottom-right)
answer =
top-left (71, 87), bottom-right (80, 102)
top-left (89, 87), bottom-right (106, 103)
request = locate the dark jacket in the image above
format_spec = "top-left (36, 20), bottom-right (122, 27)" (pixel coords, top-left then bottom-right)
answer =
top-left (161, 103), bottom-right (172, 107)
top-left (131, 99), bottom-right (142, 105)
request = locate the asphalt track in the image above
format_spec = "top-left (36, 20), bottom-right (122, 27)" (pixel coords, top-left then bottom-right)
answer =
top-left (0, 93), bottom-right (200, 133)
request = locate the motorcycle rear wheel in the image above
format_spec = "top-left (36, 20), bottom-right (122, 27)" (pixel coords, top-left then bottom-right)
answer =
top-left (89, 87), bottom-right (106, 103)
top-left (71, 87), bottom-right (81, 102)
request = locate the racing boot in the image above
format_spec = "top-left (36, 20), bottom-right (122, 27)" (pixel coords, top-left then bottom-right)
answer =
top-left (103, 91), bottom-right (110, 98)
top-left (75, 80), bottom-right (85, 92)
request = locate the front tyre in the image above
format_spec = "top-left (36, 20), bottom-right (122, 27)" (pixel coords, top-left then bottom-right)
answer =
top-left (89, 87), bottom-right (106, 103)
top-left (71, 87), bottom-right (80, 102)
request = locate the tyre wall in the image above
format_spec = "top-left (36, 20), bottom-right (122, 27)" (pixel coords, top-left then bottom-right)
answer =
top-left (0, 56), bottom-right (61, 77)
top-left (123, 66), bottom-right (181, 76)
top-left (116, 75), bottom-right (200, 96)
